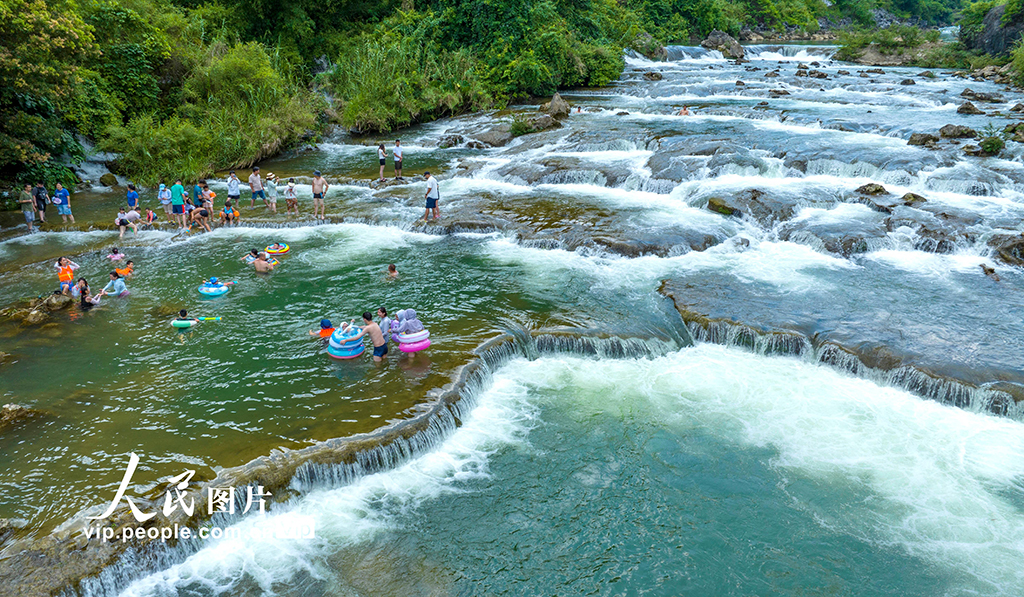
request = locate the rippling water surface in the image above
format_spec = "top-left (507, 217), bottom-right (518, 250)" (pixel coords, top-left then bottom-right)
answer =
top-left (3, 44), bottom-right (1024, 596)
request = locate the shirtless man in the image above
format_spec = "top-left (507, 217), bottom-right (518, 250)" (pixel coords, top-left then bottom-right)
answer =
top-left (360, 311), bottom-right (387, 361)
top-left (311, 170), bottom-right (329, 220)
top-left (253, 252), bottom-right (275, 272)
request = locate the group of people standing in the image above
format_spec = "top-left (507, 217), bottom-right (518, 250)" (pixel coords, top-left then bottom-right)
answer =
top-left (18, 182), bottom-right (75, 231)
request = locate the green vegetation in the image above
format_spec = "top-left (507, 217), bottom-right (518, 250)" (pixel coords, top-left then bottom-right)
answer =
top-left (0, 0), bottom-right (1013, 189)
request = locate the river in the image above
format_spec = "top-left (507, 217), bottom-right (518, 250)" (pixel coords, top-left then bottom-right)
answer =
top-left (1, 44), bottom-right (1024, 596)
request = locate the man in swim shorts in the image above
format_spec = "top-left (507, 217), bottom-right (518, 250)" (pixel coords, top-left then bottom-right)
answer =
top-left (423, 171), bottom-right (440, 221)
top-left (361, 311), bottom-right (387, 362)
top-left (253, 252), bottom-right (275, 272)
top-left (311, 170), bottom-right (329, 220)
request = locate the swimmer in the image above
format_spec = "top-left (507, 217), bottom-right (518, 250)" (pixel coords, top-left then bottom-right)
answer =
top-left (189, 205), bottom-right (212, 232)
top-left (386, 264), bottom-right (399, 279)
top-left (309, 318), bottom-right (335, 337)
top-left (115, 260), bottom-right (134, 279)
top-left (677, 106), bottom-right (691, 116)
top-left (241, 249), bottom-right (260, 263)
top-left (268, 243), bottom-right (285, 251)
top-left (253, 252), bottom-right (275, 272)
top-left (80, 287), bottom-right (105, 310)
top-left (174, 309), bottom-right (199, 325)
top-left (107, 247), bottom-right (124, 261)
top-left (360, 312), bottom-right (387, 362)
top-left (70, 278), bottom-right (89, 299)
top-left (103, 271), bottom-right (129, 297)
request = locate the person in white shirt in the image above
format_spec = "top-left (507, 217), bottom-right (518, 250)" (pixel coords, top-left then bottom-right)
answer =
top-left (423, 171), bottom-right (439, 221)
top-left (226, 171), bottom-right (241, 203)
top-left (393, 139), bottom-right (403, 180)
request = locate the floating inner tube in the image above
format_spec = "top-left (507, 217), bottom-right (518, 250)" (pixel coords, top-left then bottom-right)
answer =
top-left (399, 338), bottom-right (430, 353)
top-left (396, 329), bottom-right (430, 344)
top-left (198, 284), bottom-right (230, 296)
top-left (328, 327), bottom-right (365, 359)
top-left (171, 319), bottom-right (198, 328)
top-left (265, 244), bottom-right (290, 255)
top-left (327, 343), bottom-right (365, 359)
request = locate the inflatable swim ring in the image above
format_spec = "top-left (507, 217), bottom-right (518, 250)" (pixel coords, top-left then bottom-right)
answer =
top-left (198, 280), bottom-right (230, 296)
top-left (327, 327), bottom-right (365, 359)
top-left (171, 319), bottom-right (198, 328)
top-left (396, 330), bottom-right (429, 344)
top-left (266, 244), bottom-right (290, 255)
top-left (399, 338), bottom-right (430, 353)
top-left (267, 257), bottom-right (279, 266)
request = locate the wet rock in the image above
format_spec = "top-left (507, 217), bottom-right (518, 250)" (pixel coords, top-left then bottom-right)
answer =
top-left (865, 68), bottom-right (884, 74)
top-left (99, 172), bottom-right (117, 187)
top-left (779, 211), bottom-right (889, 256)
top-left (980, 264), bottom-right (1001, 281)
top-left (768, 89), bottom-right (790, 97)
top-left (961, 87), bottom-right (1005, 103)
top-left (939, 124), bottom-right (978, 138)
top-left (437, 134), bottom-right (464, 149)
top-left (795, 69), bottom-right (808, 77)
top-left (1, 404), bottom-right (40, 432)
top-left (642, 71), bottom-right (663, 81)
top-left (807, 70), bottom-right (828, 79)
top-left (957, 102), bottom-right (984, 115)
top-left (918, 71), bottom-right (935, 78)
top-left (707, 197), bottom-right (737, 216)
top-left (475, 124), bottom-right (514, 148)
top-left (466, 141), bottom-right (486, 149)
top-left (1004, 122), bottom-right (1024, 142)
top-left (900, 78), bottom-right (916, 85)
top-left (837, 70), bottom-right (851, 75)
top-left (735, 80), bottom-right (745, 86)
top-left (901, 192), bottom-right (927, 205)
top-left (540, 93), bottom-right (570, 119)
top-left (701, 30), bottom-right (745, 59)
top-left (797, 63), bottom-right (810, 70)
top-left (1011, 103), bottom-right (1024, 113)
top-left (764, 71), bottom-right (780, 78)
top-left (988, 233), bottom-right (1024, 266)
top-left (615, 111), bottom-right (629, 116)
top-left (908, 133), bottom-right (939, 146)
top-left (855, 183), bottom-right (887, 195)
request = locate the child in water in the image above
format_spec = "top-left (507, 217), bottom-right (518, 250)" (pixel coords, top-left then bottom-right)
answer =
top-left (309, 319), bottom-right (335, 337)
top-left (107, 247), bottom-right (124, 261)
top-left (174, 309), bottom-right (198, 325)
top-left (115, 260), bottom-right (134, 279)
top-left (241, 249), bottom-right (259, 263)
top-left (268, 243), bottom-right (285, 251)
top-left (386, 264), bottom-right (399, 279)
top-left (285, 180), bottom-right (298, 215)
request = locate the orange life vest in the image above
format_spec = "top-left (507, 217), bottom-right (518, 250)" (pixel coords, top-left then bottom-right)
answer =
top-left (58, 265), bottom-right (74, 283)
top-left (115, 265), bottom-right (133, 277)
top-left (319, 327), bottom-right (334, 338)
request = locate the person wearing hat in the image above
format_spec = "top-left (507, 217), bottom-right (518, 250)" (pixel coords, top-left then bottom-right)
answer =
top-left (285, 178), bottom-right (299, 215)
top-left (311, 170), bottom-right (329, 220)
top-left (265, 173), bottom-right (278, 214)
top-left (248, 166), bottom-right (265, 209)
top-left (423, 171), bottom-right (440, 221)
top-left (158, 183), bottom-right (173, 218)
top-left (309, 318), bottom-right (335, 338)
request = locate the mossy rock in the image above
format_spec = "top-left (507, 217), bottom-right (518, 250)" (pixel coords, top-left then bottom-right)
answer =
top-left (707, 197), bottom-right (738, 216)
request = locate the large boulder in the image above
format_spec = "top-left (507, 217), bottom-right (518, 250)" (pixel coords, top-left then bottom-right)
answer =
top-left (99, 172), bottom-right (118, 187)
top-left (855, 183), bottom-right (888, 195)
top-left (475, 124), bottom-right (514, 148)
top-left (701, 30), bottom-right (745, 59)
top-left (704, 189), bottom-right (801, 226)
top-left (437, 134), bottom-right (464, 149)
top-left (939, 124), bottom-right (978, 138)
top-left (988, 233), bottom-right (1024, 266)
top-left (540, 93), bottom-right (570, 119)
top-left (908, 133), bottom-right (939, 146)
top-left (961, 88), bottom-right (1005, 103)
top-left (957, 102), bottom-right (984, 115)
top-left (961, 4), bottom-right (1024, 56)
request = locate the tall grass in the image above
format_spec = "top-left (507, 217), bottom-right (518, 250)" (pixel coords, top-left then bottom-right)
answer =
top-left (319, 37), bottom-right (493, 133)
